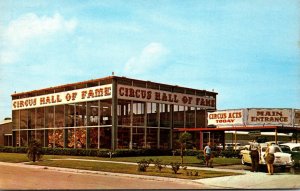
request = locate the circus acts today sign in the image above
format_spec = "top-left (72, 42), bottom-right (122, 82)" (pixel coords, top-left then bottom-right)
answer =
top-left (208, 110), bottom-right (244, 126)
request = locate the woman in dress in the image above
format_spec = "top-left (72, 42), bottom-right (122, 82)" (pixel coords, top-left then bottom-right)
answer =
top-left (265, 143), bottom-right (275, 175)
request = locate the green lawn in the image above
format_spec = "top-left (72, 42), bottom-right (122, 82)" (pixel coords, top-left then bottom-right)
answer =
top-left (0, 152), bottom-right (242, 179)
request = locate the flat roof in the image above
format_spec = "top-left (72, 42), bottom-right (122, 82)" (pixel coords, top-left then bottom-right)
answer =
top-left (12, 75), bottom-right (217, 97)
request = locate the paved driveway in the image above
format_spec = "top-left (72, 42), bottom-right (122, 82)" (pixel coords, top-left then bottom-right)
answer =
top-left (0, 162), bottom-right (211, 190)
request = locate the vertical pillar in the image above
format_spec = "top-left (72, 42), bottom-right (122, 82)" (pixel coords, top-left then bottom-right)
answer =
top-left (157, 103), bottom-right (160, 149)
top-left (111, 78), bottom-right (118, 151)
top-left (275, 128), bottom-right (278, 144)
top-left (130, 100), bottom-right (133, 149)
top-left (144, 103), bottom-right (147, 148)
top-left (170, 104), bottom-right (174, 149)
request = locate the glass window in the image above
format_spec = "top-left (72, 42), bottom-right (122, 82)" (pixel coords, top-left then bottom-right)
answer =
top-left (75, 128), bottom-right (86, 148)
top-left (89, 127), bottom-right (98, 148)
top-left (55, 105), bottom-right (65, 128)
top-left (132, 101), bottom-right (145, 126)
top-left (45, 107), bottom-right (54, 128)
top-left (28, 109), bottom-right (35, 129)
top-left (75, 103), bottom-right (87, 127)
top-left (67, 129), bottom-right (75, 148)
top-left (54, 129), bottom-right (64, 148)
top-left (12, 110), bottom-right (20, 130)
top-left (160, 129), bottom-right (170, 149)
top-left (65, 104), bottom-right (75, 127)
top-left (185, 107), bottom-right (195, 128)
top-left (132, 127), bottom-right (144, 149)
top-left (196, 109), bottom-right (205, 127)
top-left (36, 130), bottom-right (45, 147)
top-left (36, 107), bottom-right (45, 129)
top-left (117, 126), bottom-right (130, 149)
top-left (15, 131), bottom-right (20, 147)
top-left (147, 103), bottom-right (158, 127)
top-left (100, 100), bottom-right (112, 126)
top-left (20, 130), bottom-right (27, 146)
top-left (87, 101), bottom-right (99, 126)
top-left (20, 110), bottom-right (28, 129)
top-left (173, 105), bottom-right (184, 128)
top-left (160, 104), bottom-right (170, 127)
top-left (146, 128), bottom-right (158, 149)
top-left (47, 129), bottom-right (55, 147)
top-left (117, 100), bottom-right (131, 126)
top-left (100, 127), bottom-right (111, 149)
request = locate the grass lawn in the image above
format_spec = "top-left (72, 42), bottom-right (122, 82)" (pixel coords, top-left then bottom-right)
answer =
top-left (0, 152), bottom-right (242, 179)
top-left (31, 159), bottom-right (241, 180)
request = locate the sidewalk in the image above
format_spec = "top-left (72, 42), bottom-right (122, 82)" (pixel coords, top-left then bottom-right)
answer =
top-left (2, 159), bottom-right (300, 189)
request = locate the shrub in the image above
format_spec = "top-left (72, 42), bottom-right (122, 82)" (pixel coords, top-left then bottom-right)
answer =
top-left (27, 140), bottom-right (43, 162)
top-left (170, 162), bottom-right (181, 174)
top-left (137, 159), bottom-right (153, 172)
top-left (153, 159), bottom-right (164, 172)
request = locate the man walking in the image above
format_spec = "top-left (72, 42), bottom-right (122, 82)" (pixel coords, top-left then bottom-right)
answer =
top-left (249, 139), bottom-right (260, 172)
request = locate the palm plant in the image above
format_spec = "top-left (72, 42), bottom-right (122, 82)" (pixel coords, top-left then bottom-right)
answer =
top-left (27, 140), bottom-right (43, 162)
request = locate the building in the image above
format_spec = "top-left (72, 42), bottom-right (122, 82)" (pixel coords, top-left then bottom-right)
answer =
top-left (0, 118), bottom-right (13, 146)
top-left (11, 76), bottom-right (218, 150)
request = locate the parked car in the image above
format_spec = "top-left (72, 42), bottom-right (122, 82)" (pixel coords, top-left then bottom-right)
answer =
top-left (279, 143), bottom-right (300, 153)
top-left (224, 143), bottom-right (245, 150)
top-left (240, 143), bottom-right (294, 168)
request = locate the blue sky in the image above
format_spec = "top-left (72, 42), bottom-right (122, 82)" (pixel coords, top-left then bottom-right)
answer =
top-left (0, 0), bottom-right (299, 119)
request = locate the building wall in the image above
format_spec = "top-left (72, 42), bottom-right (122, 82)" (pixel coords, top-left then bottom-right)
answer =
top-left (0, 120), bottom-right (12, 146)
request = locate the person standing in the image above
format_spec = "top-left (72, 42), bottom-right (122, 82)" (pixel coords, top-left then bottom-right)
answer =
top-left (265, 143), bottom-right (275, 175)
top-left (249, 139), bottom-right (260, 172)
top-left (204, 142), bottom-right (213, 168)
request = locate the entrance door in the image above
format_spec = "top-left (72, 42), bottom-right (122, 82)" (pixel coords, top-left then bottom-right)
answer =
top-left (200, 132), bottom-right (210, 149)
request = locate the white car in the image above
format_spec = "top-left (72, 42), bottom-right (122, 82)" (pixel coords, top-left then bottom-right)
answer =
top-left (240, 143), bottom-right (294, 167)
top-left (279, 143), bottom-right (300, 152)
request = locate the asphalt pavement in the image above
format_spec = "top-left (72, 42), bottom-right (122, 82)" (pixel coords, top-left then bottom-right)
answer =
top-left (1, 159), bottom-right (300, 189)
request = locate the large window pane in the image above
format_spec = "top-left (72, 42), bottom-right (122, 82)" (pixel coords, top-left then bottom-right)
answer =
top-left (160, 104), bottom-right (170, 127)
top-left (100, 127), bottom-right (111, 149)
top-left (36, 107), bottom-right (44, 129)
top-left (55, 105), bottom-right (65, 128)
top-left (65, 104), bottom-right (75, 127)
top-left (87, 101), bottom-right (99, 126)
top-left (45, 107), bottom-right (54, 128)
top-left (55, 129), bottom-right (64, 148)
top-left (67, 129), bottom-right (75, 148)
top-left (75, 128), bottom-right (86, 148)
top-left (89, 127), bottom-right (98, 148)
top-left (160, 129), bottom-right (170, 149)
top-left (132, 102), bottom-right (145, 126)
top-left (146, 128), bottom-right (158, 149)
top-left (28, 109), bottom-right (35, 129)
top-left (75, 103), bottom-right (86, 127)
top-left (20, 110), bottom-right (28, 129)
top-left (12, 110), bottom-right (20, 130)
top-left (117, 100), bottom-right (131, 126)
top-left (117, 127), bottom-right (130, 149)
top-left (20, 130), bottom-right (27, 146)
top-left (186, 107), bottom-right (196, 128)
top-left (173, 105), bottom-right (184, 128)
top-left (196, 109), bottom-right (206, 127)
top-left (100, 100), bottom-right (112, 126)
top-left (36, 130), bottom-right (45, 147)
top-left (132, 127), bottom-right (144, 149)
top-left (47, 129), bottom-right (54, 147)
top-left (147, 103), bottom-right (158, 127)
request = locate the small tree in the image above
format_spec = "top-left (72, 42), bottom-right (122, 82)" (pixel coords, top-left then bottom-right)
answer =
top-left (178, 132), bottom-right (192, 165)
top-left (27, 140), bottom-right (43, 162)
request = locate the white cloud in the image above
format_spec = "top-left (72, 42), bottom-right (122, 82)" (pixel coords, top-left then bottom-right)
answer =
top-left (124, 42), bottom-right (168, 74)
top-left (0, 13), bottom-right (77, 64)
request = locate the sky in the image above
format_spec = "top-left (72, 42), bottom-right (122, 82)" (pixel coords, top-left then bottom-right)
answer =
top-left (0, 0), bottom-right (299, 120)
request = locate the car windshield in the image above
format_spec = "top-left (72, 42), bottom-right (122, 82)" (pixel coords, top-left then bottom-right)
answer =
top-left (279, 145), bottom-right (290, 152)
top-left (292, 146), bottom-right (300, 152)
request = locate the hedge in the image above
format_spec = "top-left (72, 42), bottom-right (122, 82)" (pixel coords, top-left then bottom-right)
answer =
top-left (0, 146), bottom-right (173, 158)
